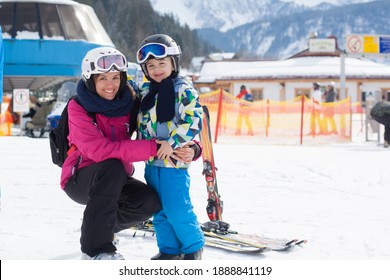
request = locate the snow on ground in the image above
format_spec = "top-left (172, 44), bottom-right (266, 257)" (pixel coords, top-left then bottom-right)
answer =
top-left (1, 132), bottom-right (390, 278)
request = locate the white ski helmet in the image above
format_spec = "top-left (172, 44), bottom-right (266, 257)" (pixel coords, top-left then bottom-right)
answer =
top-left (81, 47), bottom-right (128, 93)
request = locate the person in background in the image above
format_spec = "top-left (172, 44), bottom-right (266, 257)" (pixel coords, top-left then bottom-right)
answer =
top-left (322, 81), bottom-right (338, 135)
top-left (309, 82), bottom-right (324, 135)
top-left (62, 46), bottom-right (200, 260)
top-left (235, 85), bottom-right (254, 136)
top-left (370, 100), bottom-right (390, 148)
top-left (137, 34), bottom-right (204, 260)
top-left (22, 95), bottom-right (40, 119)
top-left (24, 96), bottom-right (54, 137)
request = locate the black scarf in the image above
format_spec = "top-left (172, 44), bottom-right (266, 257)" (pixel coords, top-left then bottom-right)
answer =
top-left (140, 75), bottom-right (177, 122)
top-left (76, 80), bottom-right (133, 117)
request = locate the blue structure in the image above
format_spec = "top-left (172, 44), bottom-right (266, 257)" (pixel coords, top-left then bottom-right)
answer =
top-left (0, 0), bottom-right (114, 94)
top-left (0, 26), bottom-right (3, 102)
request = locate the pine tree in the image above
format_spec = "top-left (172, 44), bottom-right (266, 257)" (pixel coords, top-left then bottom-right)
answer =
top-left (77, 0), bottom-right (217, 66)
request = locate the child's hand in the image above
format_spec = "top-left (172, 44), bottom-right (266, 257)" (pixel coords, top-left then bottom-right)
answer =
top-left (156, 140), bottom-right (173, 160)
top-left (171, 143), bottom-right (195, 164)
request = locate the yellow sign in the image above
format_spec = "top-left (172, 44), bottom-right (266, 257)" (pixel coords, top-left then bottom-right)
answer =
top-left (363, 36), bottom-right (379, 53)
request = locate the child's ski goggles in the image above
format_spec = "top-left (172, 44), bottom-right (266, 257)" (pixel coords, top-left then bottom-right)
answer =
top-left (93, 54), bottom-right (127, 72)
top-left (137, 43), bottom-right (181, 64)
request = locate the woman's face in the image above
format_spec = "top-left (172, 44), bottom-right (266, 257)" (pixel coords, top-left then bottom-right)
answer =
top-left (145, 57), bottom-right (174, 83)
top-left (94, 72), bottom-right (121, 100)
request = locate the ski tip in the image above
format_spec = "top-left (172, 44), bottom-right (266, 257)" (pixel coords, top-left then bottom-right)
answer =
top-left (295, 239), bottom-right (308, 246)
top-left (285, 239), bottom-right (299, 246)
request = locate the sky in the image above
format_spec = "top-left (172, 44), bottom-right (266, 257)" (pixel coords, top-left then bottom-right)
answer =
top-left (1, 117), bottom-right (390, 279)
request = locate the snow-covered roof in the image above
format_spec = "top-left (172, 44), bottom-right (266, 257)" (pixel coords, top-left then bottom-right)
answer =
top-left (190, 56), bottom-right (205, 66)
top-left (208, 52), bottom-right (236, 60)
top-left (196, 56), bottom-right (390, 83)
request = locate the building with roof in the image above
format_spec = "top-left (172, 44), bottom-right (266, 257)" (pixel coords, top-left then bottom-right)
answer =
top-left (194, 38), bottom-right (390, 104)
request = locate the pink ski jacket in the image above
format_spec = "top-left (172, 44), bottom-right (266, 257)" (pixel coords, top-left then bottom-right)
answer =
top-left (60, 99), bottom-right (157, 189)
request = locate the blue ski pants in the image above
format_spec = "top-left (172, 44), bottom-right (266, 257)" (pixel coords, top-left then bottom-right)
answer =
top-left (144, 165), bottom-right (204, 254)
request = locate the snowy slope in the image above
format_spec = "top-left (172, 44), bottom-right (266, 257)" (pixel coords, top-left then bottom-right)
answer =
top-left (1, 130), bottom-right (390, 261)
top-left (2, 127), bottom-right (390, 280)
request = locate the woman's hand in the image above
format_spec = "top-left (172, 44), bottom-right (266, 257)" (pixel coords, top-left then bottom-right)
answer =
top-left (156, 140), bottom-right (173, 160)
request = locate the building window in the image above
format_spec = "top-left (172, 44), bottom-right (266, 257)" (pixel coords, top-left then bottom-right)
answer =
top-left (58, 5), bottom-right (87, 41)
top-left (380, 88), bottom-right (390, 101)
top-left (14, 2), bottom-right (40, 39)
top-left (295, 88), bottom-right (310, 99)
top-left (0, 3), bottom-right (14, 37)
top-left (251, 88), bottom-right (263, 100)
top-left (39, 4), bottom-right (65, 39)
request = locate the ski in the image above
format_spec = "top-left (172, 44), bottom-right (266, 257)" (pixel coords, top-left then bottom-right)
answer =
top-left (203, 230), bottom-right (305, 252)
top-left (199, 105), bottom-right (223, 221)
top-left (201, 220), bottom-right (306, 252)
top-left (204, 231), bottom-right (271, 253)
top-left (130, 220), bottom-right (306, 254)
top-left (130, 221), bottom-right (270, 253)
top-left (205, 238), bottom-right (271, 254)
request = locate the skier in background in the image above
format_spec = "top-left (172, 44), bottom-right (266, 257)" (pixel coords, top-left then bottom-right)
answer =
top-left (235, 85), bottom-right (254, 135)
top-left (137, 34), bottom-right (204, 260)
top-left (309, 82), bottom-right (324, 135)
top-left (322, 81), bottom-right (338, 135)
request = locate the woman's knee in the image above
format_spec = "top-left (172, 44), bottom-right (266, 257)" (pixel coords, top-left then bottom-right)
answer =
top-left (145, 187), bottom-right (162, 214)
top-left (120, 178), bottom-right (162, 215)
top-left (97, 159), bottom-right (127, 181)
top-left (90, 159), bottom-right (127, 195)
top-left (99, 159), bottom-right (126, 174)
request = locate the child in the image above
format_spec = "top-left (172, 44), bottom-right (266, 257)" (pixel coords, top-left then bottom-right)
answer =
top-left (235, 85), bottom-right (254, 135)
top-left (137, 34), bottom-right (204, 260)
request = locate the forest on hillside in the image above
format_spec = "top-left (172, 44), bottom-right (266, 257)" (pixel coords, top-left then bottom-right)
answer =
top-left (78, 0), bottom-right (216, 67)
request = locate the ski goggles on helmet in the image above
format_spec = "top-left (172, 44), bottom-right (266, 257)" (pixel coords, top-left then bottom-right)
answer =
top-left (92, 54), bottom-right (127, 73)
top-left (137, 43), bottom-right (181, 64)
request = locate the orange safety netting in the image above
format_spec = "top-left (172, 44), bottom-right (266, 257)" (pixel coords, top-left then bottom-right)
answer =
top-left (0, 110), bottom-right (13, 136)
top-left (199, 89), bottom-right (352, 145)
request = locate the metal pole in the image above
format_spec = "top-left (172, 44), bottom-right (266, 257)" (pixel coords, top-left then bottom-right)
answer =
top-left (340, 52), bottom-right (346, 99)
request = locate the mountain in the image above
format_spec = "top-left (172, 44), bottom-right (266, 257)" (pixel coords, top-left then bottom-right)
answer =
top-left (77, 0), bottom-right (218, 67)
top-left (151, 0), bottom-right (306, 32)
top-left (151, 0), bottom-right (388, 59)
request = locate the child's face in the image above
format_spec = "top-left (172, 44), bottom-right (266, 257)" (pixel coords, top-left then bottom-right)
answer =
top-left (94, 72), bottom-right (121, 100)
top-left (145, 57), bottom-right (174, 83)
